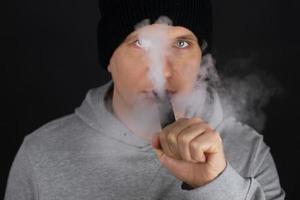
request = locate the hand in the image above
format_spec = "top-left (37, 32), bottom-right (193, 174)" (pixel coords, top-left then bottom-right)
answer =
top-left (151, 117), bottom-right (227, 188)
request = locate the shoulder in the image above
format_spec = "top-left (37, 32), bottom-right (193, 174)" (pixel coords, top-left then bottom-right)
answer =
top-left (21, 113), bottom-right (91, 155)
top-left (218, 117), bottom-right (270, 176)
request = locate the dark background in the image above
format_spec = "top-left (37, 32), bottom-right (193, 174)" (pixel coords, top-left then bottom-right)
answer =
top-left (2, 0), bottom-right (299, 199)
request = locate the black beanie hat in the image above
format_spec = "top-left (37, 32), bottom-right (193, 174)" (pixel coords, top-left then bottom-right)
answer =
top-left (97, 0), bottom-right (213, 69)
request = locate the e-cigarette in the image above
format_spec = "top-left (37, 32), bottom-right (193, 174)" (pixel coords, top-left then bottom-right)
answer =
top-left (154, 92), bottom-right (176, 128)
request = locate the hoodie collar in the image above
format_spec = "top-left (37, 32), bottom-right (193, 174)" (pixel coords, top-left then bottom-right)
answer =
top-left (75, 81), bottom-right (224, 149)
top-left (75, 81), bottom-right (150, 149)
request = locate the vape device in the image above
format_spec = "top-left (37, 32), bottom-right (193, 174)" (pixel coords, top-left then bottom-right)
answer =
top-left (155, 92), bottom-right (176, 128)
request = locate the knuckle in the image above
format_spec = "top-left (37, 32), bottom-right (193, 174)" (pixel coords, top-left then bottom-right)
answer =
top-left (190, 148), bottom-right (203, 162)
top-left (192, 122), bottom-right (211, 131)
top-left (196, 123), bottom-right (208, 130)
top-left (178, 133), bottom-right (190, 145)
top-left (201, 123), bottom-right (212, 130)
top-left (193, 123), bottom-right (209, 134)
top-left (211, 131), bottom-right (222, 143)
top-left (178, 118), bottom-right (189, 123)
top-left (190, 117), bottom-right (202, 123)
top-left (166, 132), bottom-right (176, 143)
top-left (190, 140), bottom-right (199, 151)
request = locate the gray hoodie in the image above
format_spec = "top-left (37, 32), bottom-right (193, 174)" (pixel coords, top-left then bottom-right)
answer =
top-left (5, 81), bottom-right (285, 200)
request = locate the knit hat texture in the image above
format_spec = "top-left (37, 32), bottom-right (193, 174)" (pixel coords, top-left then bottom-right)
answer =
top-left (97, 0), bottom-right (213, 69)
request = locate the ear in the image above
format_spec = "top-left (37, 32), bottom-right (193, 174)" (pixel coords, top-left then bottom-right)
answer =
top-left (107, 64), bottom-right (111, 72)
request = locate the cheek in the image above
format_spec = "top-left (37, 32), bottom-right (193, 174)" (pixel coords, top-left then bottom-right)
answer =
top-left (110, 49), bottom-right (149, 91)
top-left (172, 52), bottom-right (201, 92)
top-left (177, 52), bottom-right (200, 78)
top-left (171, 47), bottom-right (201, 68)
top-left (181, 65), bottom-right (199, 92)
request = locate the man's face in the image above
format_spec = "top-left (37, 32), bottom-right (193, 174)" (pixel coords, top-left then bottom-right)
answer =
top-left (108, 24), bottom-right (202, 108)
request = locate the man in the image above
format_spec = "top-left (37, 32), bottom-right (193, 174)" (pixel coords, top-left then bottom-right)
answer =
top-left (5, 0), bottom-right (285, 199)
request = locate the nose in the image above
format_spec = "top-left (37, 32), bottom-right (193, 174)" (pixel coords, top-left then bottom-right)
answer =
top-left (162, 55), bottom-right (173, 79)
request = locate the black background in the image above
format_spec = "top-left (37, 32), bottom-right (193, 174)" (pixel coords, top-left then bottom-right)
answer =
top-left (1, 0), bottom-right (300, 199)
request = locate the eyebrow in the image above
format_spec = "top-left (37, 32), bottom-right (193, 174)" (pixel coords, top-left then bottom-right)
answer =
top-left (175, 34), bottom-right (198, 42)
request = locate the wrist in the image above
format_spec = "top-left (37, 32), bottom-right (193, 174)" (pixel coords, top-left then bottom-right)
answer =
top-left (192, 161), bottom-right (228, 188)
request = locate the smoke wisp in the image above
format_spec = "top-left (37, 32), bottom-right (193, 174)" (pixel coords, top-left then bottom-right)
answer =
top-left (124, 16), bottom-right (283, 141)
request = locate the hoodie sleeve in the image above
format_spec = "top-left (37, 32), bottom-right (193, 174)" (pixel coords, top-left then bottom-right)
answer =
top-left (182, 154), bottom-right (285, 200)
top-left (4, 140), bottom-right (39, 200)
top-left (161, 140), bottom-right (285, 200)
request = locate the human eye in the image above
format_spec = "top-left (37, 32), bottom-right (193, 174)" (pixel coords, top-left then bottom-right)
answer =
top-left (175, 40), bottom-right (190, 49)
top-left (132, 39), bottom-right (151, 50)
top-left (134, 39), bottom-right (143, 48)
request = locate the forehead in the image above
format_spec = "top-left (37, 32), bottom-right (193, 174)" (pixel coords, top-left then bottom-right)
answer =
top-left (124, 24), bottom-right (198, 42)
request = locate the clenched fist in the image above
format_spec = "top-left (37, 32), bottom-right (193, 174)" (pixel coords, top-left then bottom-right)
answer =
top-left (151, 117), bottom-right (227, 188)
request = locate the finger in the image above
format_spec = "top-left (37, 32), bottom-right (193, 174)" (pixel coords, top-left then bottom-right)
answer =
top-left (159, 130), bottom-right (177, 158)
top-left (177, 123), bottom-right (211, 163)
top-left (159, 118), bottom-right (190, 158)
top-left (189, 131), bottom-right (222, 163)
top-left (158, 119), bottom-right (184, 157)
top-left (158, 118), bottom-right (187, 157)
top-left (165, 117), bottom-right (203, 159)
top-left (163, 117), bottom-right (203, 134)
